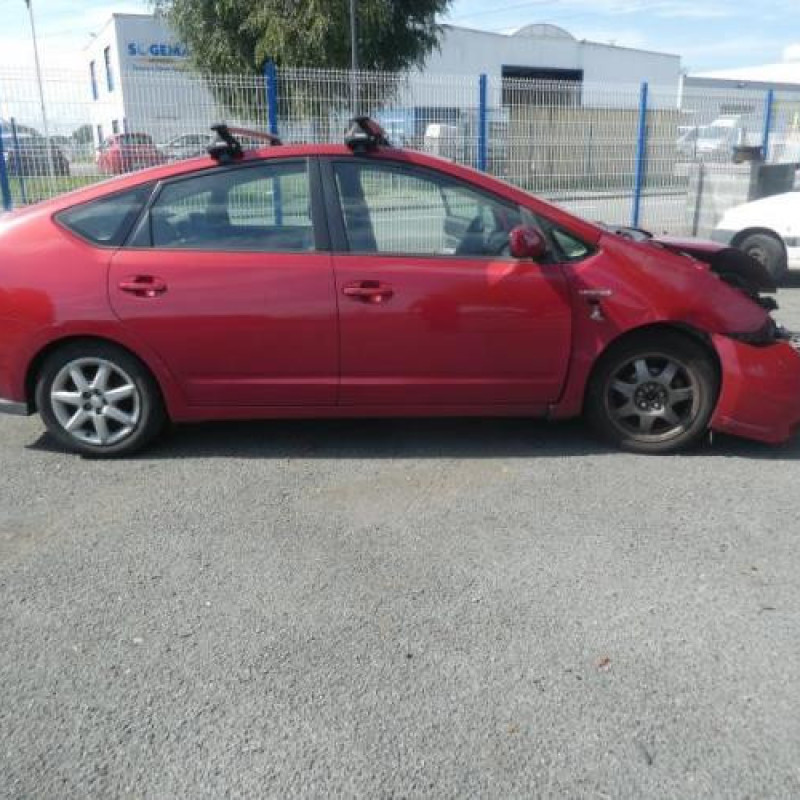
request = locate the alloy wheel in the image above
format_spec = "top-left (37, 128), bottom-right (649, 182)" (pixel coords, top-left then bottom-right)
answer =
top-left (49, 358), bottom-right (141, 447)
top-left (604, 353), bottom-right (700, 443)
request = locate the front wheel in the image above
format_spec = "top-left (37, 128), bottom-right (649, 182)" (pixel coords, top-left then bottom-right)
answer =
top-left (35, 342), bottom-right (166, 457)
top-left (585, 332), bottom-right (719, 454)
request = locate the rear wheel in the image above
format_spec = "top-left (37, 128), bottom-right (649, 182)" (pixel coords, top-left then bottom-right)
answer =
top-left (737, 232), bottom-right (787, 285)
top-left (586, 332), bottom-right (718, 454)
top-left (35, 342), bottom-right (165, 457)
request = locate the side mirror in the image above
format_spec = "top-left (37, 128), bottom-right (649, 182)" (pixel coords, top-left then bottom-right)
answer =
top-left (509, 225), bottom-right (547, 261)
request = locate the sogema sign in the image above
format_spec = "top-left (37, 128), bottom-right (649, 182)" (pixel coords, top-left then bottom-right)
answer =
top-left (126, 42), bottom-right (189, 59)
top-left (124, 40), bottom-right (190, 71)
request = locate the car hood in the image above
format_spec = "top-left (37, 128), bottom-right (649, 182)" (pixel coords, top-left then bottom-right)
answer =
top-left (652, 235), bottom-right (776, 293)
top-left (602, 225), bottom-right (776, 294)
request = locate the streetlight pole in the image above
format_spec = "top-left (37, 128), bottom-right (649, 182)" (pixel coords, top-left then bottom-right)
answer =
top-left (349, 0), bottom-right (358, 114)
top-left (24, 0), bottom-right (56, 177)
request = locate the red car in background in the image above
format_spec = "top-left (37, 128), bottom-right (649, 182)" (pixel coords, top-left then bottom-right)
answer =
top-left (96, 133), bottom-right (165, 174)
top-left (1, 119), bottom-right (799, 457)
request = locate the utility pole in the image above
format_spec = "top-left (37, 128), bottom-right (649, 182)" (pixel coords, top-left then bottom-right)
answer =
top-left (24, 0), bottom-right (56, 177)
top-left (349, 0), bottom-right (358, 113)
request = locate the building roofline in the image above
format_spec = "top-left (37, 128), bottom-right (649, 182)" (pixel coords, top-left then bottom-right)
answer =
top-left (108, 13), bottom-right (164, 20)
top-left (82, 12), bottom-right (174, 51)
top-left (685, 74), bottom-right (800, 90)
top-left (440, 23), bottom-right (680, 61)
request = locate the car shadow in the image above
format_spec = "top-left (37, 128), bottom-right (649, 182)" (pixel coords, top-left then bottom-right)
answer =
top-left (26, 416), bottom-right (800, 461)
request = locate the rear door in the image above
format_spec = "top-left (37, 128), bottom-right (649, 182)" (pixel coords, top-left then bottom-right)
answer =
top-left (109, 158), bottom-right (339, 407)
top-left (325, 157), bottom-right (573, 407)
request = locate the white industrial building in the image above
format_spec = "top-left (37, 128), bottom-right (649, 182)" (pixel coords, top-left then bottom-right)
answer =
top-left (83, 13), bottom-right (212, 147)
top-left (686, 62), bottom-right (800, 93)
top-left (424, 24), bottom-right (680, 97)
top-left (82, 14), bottom-right (682, 146)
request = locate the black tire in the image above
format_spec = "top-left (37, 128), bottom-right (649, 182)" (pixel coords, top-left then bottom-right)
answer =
top-left (585, 331), bottom-right (719, 455)
top-left (737, 232), bottom-right (787, 285)
top-left (35, 341), bottom-right (166, 457)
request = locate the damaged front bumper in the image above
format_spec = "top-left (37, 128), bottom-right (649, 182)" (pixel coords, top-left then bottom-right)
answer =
top-left (711, 332), bottom-right (800, 444)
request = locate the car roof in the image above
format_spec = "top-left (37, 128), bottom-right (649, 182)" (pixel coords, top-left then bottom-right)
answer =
top-left (25, 143), bottom-right (603, 244)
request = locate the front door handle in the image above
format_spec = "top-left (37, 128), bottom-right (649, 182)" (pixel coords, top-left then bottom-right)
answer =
top-left (118, 275), bottom-right (168, 298)
top-left (342, 280), bottom-right (394, 304)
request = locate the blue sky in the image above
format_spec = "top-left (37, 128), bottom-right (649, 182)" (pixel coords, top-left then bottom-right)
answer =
top-left (0, 0), bottom-right (798, 75)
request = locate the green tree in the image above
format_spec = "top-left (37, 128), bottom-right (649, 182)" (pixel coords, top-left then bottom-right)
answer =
top-left (151, 0), bottom-right (452, 74)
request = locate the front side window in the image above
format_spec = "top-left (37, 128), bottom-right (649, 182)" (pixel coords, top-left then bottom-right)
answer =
top-left (526, 210), bottom-right (593, 263)
top-left (57, 184), bottom-right (153, 247)
top-left (146, 161), bottom-right (314, 252)
top-left (333, 161), bottom-right (522, 257)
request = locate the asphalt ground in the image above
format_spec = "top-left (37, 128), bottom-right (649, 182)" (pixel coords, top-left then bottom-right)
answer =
top-left (2, 288), bottom-right (800, 799)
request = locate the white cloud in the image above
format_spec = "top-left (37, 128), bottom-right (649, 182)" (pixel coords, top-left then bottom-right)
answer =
top-left (556, 0), bottom-right (736, 19)
top-left (783, 43), bottom-right (800, 62)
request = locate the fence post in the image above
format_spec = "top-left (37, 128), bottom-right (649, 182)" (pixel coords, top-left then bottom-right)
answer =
top-left (10, 119), bottom-right (27, 206)
top-left (762, 88), bottom-right (774, 161)
top-left (631, 81), bottom-right (649, 228)
top-left (478, 73), bottom-right (488, 171)
top-left (0, 118), bottom-right (12, 212)
top-left (264, 60), bottom-right (283, 225)
top-left (265, 59), bottom-right (279, 138)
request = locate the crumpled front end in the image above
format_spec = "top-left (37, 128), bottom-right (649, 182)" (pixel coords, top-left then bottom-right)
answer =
top-left (711, 333), bottom-right (800, 444)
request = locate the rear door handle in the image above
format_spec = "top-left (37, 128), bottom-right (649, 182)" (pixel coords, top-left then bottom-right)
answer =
top-left (342, 280), bottom-right (394, 304)
top-left (118, 275), bottom-right (168, 298)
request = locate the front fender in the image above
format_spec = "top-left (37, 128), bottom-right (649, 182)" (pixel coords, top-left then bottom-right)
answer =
top-left (710, 335), bottom-right (800, 444)
top-left (549, 234), bottom-right (772, 420)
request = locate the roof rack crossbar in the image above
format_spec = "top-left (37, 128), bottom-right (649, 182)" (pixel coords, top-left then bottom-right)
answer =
top-left (344, 116), bottom-right (391, 153)
top-left (207, 123), bottom-right (282, 163)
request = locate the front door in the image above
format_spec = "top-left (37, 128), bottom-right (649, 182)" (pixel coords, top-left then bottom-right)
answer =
top-left (109, 159), bottom-right (338, 407)
top-left (327, 158), bottom-right (573, 407)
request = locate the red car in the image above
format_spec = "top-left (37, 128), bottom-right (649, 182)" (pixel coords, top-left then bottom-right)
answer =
top-left (1, 119), bottom-right (799, 457)
top-left (96, 133), bottom-right (165, 174)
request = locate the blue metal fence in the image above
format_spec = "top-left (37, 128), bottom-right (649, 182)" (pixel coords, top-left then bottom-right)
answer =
top-left (0, 63), bottom-right (797, 238)
top-left (0, 118), bottom-right (12, 212)
top-left (265, 59), bottom-right (279, 138)
top-left (631, 81), bottom-right (648, 228)
top-left (477, 73), bottom-right (488, 172)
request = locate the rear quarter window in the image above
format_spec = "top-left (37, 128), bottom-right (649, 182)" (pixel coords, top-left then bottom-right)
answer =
top-left (56, 184), bottom-right (153, 247)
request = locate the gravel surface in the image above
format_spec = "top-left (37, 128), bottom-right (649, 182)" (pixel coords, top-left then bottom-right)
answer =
top-left (2, 289), bottom-right (800, 799)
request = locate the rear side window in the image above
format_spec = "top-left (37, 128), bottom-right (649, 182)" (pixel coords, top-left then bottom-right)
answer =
top-left (144, 161), bottom-right (314, 252)
top-left (57, 184), bottom-right (152, 247)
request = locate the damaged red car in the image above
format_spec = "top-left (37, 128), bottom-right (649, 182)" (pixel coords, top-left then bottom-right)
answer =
top-left (1, 119), bottom-right (799, 457)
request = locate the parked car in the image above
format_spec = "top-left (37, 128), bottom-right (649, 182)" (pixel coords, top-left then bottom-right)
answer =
top-left (96, 133), bottom-right (166, 174)
top-left (1, 132), bottom-right (70, 177)
top-left (713, 191), bottom-right (800, 283)
top-left (159, 132), bottom-right (214, 161)
top-left (1, 119), bottom-right (799, 457)
top-left (693, 115), bottom-right (767, 162)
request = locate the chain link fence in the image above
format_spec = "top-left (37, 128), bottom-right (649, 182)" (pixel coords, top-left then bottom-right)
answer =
top-left (2, 65), bottom-right (800, 237)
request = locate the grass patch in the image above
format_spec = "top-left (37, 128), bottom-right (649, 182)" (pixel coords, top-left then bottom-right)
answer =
top-left (9, 175), bottom-right (97, 207)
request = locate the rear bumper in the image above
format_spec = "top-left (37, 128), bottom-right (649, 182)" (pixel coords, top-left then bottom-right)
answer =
top-left (711, 334), bottom-right (800, 444)
top-left (0, 397), bottom-right (33, 416)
